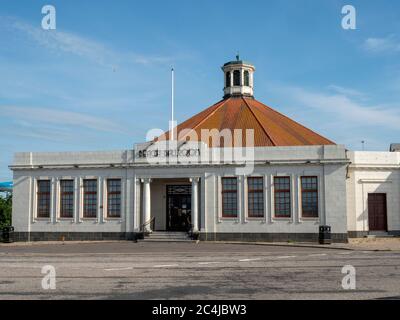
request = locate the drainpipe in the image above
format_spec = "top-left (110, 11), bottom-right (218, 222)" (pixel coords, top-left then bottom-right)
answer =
top-left (362, 181), bottom-right (366, 236)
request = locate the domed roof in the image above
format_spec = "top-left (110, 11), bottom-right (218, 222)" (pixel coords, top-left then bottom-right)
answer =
top-left (158, 96), bottom-right (335, 147)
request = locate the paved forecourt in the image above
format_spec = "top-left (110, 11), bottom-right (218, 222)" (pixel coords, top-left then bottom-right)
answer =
top-left (0, 242), bottom-right (399, 299)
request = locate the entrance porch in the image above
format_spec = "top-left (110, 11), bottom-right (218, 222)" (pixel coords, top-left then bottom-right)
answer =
top-left (140, 177), bottom-right (200, 233)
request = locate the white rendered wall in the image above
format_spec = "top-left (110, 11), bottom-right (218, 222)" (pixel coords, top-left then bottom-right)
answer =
top-left (203, 164), bottom-right (347, 235)
top-left (11, 145), bottom-right (349, 236)
top-left (12, 168), bottom-right (130, 234)
top-left (346, 151), bottom-right (400, 233)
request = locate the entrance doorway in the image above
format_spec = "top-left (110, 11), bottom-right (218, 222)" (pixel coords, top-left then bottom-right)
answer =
top-left (166, 185), bottom-right (192, 231)
top-left (368, 193), bottom-right (387, 231)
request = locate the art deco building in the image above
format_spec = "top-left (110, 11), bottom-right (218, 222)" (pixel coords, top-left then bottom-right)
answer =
top-left (10, 58), bottom-right (400, 242)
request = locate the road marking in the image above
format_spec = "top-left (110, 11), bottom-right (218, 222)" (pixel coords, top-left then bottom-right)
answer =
top-left (308, 253), bottom-right (327, 257)
top-left (0, 265), bottom-right (43, 269)
top-left (337, 252), bottom-right (352, 255)
top-left (198, 262), bottom-right (221, 265)
top-left (104, 267), bottom-right (133, 271)
top-left (276, 255), bottom-right (296, 259)
top-left (239, 258), bottom-right (262, 262)
top-left (153, 264), bottom-right (179, 268)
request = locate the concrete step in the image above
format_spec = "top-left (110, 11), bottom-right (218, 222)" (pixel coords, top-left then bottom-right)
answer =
top-left (139, 239), bottom-right (196, 243)
top-left (150, 231), bottom-right (188, 234)
top-left (367, 232), bottom-right (394, 238)
top-left (141, 231), bottom-right (192, 242)
top-left (149, 232), bottom-right (189, 236)
top-left (149, 233), bottom-right (188, 236)
top-left (148, 236), bottom-right (190, 239)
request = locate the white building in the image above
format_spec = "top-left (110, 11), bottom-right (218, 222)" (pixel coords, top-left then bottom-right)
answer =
top-left (9, 58), bottom-right (400, 242)
top-left (346, 151), bottom-right (400, 237)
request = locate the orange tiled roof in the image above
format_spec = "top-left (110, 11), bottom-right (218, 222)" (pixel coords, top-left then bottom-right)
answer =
top-left (158, 96), bottom-right (335, 147)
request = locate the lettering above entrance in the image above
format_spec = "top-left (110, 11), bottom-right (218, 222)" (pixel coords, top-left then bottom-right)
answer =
top-left (136, 148), bottom-right (200, 158)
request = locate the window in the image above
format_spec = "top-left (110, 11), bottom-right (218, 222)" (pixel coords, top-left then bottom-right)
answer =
top-left (60, 180), bottom-right (74, 218)
top-left (301, 176), bottom-right (318, 218)
top-left (107, 179), bottom-right (121, 218)
top-left (225, 72), bottom-right (231, 88)
top-left (247, 177), bottom-right (264, 217)
top-left (244, 70), bottom-right (250, 86)
top-left (37, 180), bottom-right (51, 218)
top-left (274, 177), bottom-right (291, 217)
top-left (233, 70), bottom-right (241, 86)
top-left (222, 177), bottom-right (238, 218)
top-left (83, 179), bottom-right (97, 218)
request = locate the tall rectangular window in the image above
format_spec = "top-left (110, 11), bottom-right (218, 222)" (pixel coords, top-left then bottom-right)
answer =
top-left (225, 72), bottom-right (231, 88)
top-left (107, 179), bottom-right (121, 218)
top-left (222, 177), bottom-right (238, 218)
top-left (37, 180), bottom-right (51, 218)
top-left (60, 180), bottom-right (74, 218)
top-left (244, 70), bottom-right (250, 86)
top-left (274, 176), bottom-right (291, 217)
top-left (247, 177), bottom-right (264, 217)
top-left (301, 176), bottom-right (318, 218)
top-left (83, 179), bottom-right (97, 218)
top-left (233, 70), bottom-right (241, 86)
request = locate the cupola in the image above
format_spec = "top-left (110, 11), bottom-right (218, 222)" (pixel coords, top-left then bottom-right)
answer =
top-left (222, 55), bottom-right (255, 98)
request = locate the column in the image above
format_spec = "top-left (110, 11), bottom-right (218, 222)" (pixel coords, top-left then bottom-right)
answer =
top-left (230, 70), bottom-right (233, 87)
top-left (76, 177), bottom-right (82, 223)
top-left (249, 72), bottom-right (254, 96)
top-left (132, 176), bottom-right (139, 231)
top-left (142, 178), bottom-right (152, 232)
top-left (124, 176), bottom-right (132, 233)
top-left (190, 177), bottom-right (200, 232)
top-left (98, 177), bottom-right (103, 224)
top-left (53, 177), bottom-right (58, 224)
top-left (242, 176), bottom-right (247, 223)
top-left (50, 177), bottom-right (56, 224)
top-left (237, 176), bottom-right (242, 223)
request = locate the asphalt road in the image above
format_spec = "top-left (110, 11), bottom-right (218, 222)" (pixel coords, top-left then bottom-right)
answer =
top-left (0, 241), bottom-right (399, 299)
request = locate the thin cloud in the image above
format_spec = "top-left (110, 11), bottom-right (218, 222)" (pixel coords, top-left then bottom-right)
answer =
top-left (0, 105), bottom-right (126, 134)
top-left (3, 16), bottom-right (172, 67)
top-left (327, 85), bottom-right (366, 99)
top-left (363, 35), bottom-right (400, 54)
top-left (284, 86), bottom-right (400, 131)
top-left (132, 55), bottom-right (173, 65)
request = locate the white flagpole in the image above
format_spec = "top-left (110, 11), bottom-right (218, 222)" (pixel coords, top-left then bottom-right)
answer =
top-left (171, 67), bottom-right (174, 141)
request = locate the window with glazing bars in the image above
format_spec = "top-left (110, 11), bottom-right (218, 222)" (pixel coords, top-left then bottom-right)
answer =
top-left (244, 70), bottom-right (250, 86)
top-left (226, 72), bottom-right (231, 88)
top-left (83, 179), bottom-right (97, 218)
top-left (247, 177), bottom-right (264, 217)
top-left (301, 176), bottom-right (318, 218)
top-left (222, 177), bottom-right (238, 218)
top-left (107, 179), bottom-right (121, 218)
top-left (274, 177), bottom-right (291, 217)
top-left (37, 180), bottom-right (51, 218)
top-left (233, 70), bottom-right (241, 86)
top-left (60, 180), bottom-right (74, 218)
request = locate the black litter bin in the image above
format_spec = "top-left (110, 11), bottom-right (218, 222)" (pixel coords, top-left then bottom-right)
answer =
top-left (2, 226), bottom-right (14, 243)
top-left (319, 225), bottom-right (331, 245)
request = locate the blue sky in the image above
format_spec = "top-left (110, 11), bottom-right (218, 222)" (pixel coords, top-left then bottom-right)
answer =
top-left (1, 0), bottom-right (400, 181)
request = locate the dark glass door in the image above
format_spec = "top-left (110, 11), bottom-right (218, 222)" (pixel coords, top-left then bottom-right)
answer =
top-left (166, 185), bottom-right (192, 231)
